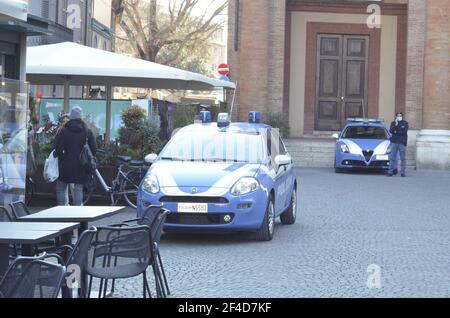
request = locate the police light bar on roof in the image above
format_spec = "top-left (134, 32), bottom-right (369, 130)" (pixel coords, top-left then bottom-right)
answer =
top-left (217, 113), bottom-right (230, 128)
top-left (249, 111), bottom-right (261, 124)
top-left (347, 117), bottom-right (385, 124)
top-left (199, 111), bottom-right (212, 123)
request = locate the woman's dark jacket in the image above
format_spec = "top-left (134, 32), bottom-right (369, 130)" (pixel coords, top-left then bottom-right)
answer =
top-left (54, 119), bottom-right (97, 184)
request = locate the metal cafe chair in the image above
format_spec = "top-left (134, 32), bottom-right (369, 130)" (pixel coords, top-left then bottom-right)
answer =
top-left (0, 258), bottom-right (66, 298)
top-left (87, 225), bottom-right (153, 298)
top-left (46, 227), bottom-right (98, 298)
top-left (108, 205), bottom-right (171, 298)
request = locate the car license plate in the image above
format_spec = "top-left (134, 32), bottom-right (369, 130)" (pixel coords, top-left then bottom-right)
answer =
top-left (376, 155), bottom-right (389, 161)
top-left (178, 203), bottom-right (208, 214)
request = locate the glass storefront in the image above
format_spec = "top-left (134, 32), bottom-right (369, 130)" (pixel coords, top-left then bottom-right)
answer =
top-left (0, 78), bottom-right (29, 205)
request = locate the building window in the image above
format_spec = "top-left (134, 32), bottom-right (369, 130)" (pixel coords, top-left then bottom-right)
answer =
top-left (103, 40), bottom-right (107, 51)
top-left (93, 36), bottom-right (98, 48)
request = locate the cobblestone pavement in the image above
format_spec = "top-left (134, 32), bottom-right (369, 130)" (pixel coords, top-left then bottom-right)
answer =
top-left (37, 168), bottom-right (450, 298)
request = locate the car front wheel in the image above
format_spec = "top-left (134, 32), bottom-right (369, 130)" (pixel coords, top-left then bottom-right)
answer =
top-left (280, 188), bottom-right (297, 225)
top-left (334, 159), bottom-right (344, 173)
top-left (254, 197), bottom-right (275, 242)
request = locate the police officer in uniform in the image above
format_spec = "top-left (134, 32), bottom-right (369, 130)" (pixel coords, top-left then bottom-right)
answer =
top-left (388, 112), bottom-right (409, 177)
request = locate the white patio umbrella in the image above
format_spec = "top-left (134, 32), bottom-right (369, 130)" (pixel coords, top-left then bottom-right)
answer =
top-left (26, 42), bottom-right (235, 89)
top-left (26, 42), bottom-right (235, 140)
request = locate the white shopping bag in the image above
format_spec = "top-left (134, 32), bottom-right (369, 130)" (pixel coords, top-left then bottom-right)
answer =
top-left (43, 150), bottom-right (59, 183)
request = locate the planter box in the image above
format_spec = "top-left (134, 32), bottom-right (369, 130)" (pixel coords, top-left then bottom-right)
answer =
top-left (28, 165), bottom-right (118, 205)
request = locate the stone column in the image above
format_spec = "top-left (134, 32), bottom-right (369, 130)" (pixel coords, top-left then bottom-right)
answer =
top-left (416, 0), bottom-right (450, 169)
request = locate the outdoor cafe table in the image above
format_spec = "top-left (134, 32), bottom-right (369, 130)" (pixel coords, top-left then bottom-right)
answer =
top-left (19, 206), bottom-right (125, 235)
top-left (18, 206), bottom-right (125, 297)
top-left (0, 222), bottom-right (79, 275)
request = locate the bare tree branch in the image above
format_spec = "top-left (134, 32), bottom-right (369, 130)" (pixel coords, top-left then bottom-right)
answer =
top-left (116, 0), bottom-right (227, 73)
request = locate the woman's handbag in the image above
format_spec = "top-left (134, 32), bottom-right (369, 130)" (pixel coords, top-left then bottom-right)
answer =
top-left (79, 131), bottom-right (96, 174)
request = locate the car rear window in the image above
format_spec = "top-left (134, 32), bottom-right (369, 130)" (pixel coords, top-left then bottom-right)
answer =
top-left (343, 126), bottom-right (388, 139)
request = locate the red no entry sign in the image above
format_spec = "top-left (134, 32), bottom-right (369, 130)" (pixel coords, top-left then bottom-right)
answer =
top-left (218, 63), bottom-right (229, 76)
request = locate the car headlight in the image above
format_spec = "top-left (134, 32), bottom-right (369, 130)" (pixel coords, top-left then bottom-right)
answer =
top-left (340, 144), bottom-right (350, 153)
top-left (231, 177), bottom-right (259, 196)
top-left (143, 174), bottom-right (160, 194)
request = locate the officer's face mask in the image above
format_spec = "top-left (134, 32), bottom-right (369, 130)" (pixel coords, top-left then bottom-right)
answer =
top-left (397, 116), bottom-right (403, 122)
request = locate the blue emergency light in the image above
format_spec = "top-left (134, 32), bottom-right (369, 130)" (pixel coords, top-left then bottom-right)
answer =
top-left (249, 111), bottom-right (261, 124)
top-left (347, 117), bottom-right (384, 124)
top-left (199, 111), bottom-right (212, 123)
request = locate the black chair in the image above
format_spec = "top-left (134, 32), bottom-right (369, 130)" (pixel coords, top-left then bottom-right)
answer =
top-left (0, 206), bottom-right (18, 257)
top-left (47, 227), bottom-right (98, 298)
top-left (110, 205), bottom-right (170, 297)
top-left (0, 254), bottom-right (47, 287)
top-left (0, 256), bottom-right (65, 298)
top-left (0, 206), bottom-right (12, 222)
top-left (8, 201), bottom-right (31, 221)
top-left (148, 208), bottom-right (171, 297)
top-left (87, 225), bottom-right (153, 298)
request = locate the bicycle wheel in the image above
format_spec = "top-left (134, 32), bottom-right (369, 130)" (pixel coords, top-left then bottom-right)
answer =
top-left (121, 168), bottom-right (146, 209)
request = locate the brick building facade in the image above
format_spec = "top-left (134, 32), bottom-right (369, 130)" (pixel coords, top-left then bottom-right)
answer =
top-left (228, 0), bottom-right (450, 169)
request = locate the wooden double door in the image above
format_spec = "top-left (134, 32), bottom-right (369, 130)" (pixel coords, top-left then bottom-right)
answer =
top-left (315, 34), bottom-right (369, 131)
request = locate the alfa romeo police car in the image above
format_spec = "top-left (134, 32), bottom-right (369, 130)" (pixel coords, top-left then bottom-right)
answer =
top-left (334, 118), bottom-right (391, 173)
top-left (138, 112), bottom-right (297, 241)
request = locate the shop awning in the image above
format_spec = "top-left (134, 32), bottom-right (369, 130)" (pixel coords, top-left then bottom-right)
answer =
top-left (26, 42), bottom-right (236, 90)
top-left (0, 14), bottom-right (53, 36)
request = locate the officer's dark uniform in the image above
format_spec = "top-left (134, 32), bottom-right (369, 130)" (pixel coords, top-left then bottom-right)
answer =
top-left (388, 119), bottom-right (409, 176)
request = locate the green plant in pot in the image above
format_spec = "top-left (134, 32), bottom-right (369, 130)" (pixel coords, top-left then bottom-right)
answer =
top-left (265, 112), bottom-right (290, 138)
top-left (117, 106), bottom-right (163, 160)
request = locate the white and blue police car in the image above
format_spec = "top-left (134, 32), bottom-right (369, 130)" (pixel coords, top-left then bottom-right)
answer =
top-left (334, 118), bottom-right (391, 173)
top-left (138, 112), bottom-right (298, 241)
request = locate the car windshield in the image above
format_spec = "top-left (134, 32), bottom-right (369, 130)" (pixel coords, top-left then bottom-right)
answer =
top-left (343, 126), bottom-right (388, 139)
top-left (159, 128), bottom-right (266, 164)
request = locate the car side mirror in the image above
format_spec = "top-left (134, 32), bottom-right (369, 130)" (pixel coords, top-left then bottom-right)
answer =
top-left (145, 153), bottom-right (158, 164)
top-left (275, 155), bottom-right (292, 166)
top-left (332, 133), bottom-right (339, 139)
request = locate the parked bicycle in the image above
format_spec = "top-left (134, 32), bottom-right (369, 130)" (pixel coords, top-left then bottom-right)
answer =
top-left (83, 151), bottom-right (149, 208)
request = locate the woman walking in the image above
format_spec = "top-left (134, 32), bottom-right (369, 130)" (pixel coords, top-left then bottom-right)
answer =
top-left (54, 106), bottom-right (97, 206)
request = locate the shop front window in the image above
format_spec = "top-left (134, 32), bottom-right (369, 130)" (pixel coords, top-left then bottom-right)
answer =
top-left (0, 78), bottom-right (29, 205)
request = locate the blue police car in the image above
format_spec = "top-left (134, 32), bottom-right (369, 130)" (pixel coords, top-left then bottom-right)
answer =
top-left (334, 118), bottom-right (391, 173)
top-left (138, 112), bottom-right (298, 241)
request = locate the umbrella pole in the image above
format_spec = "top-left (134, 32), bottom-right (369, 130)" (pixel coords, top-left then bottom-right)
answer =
top-left (63, 78), bottom-right (70, 113)
top-left (105, 85), bottom-right (112, 145)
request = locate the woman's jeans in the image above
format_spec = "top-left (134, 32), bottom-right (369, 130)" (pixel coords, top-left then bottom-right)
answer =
top-left (56, 180), bottom-right (84, 206)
